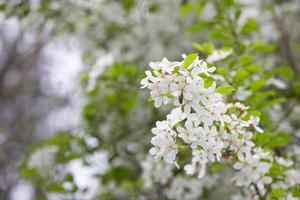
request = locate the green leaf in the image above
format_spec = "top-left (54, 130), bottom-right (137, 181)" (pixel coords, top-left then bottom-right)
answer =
top-left (200, 74), bottom-right (215, 88)
top-left (276, 66), bottom-right (294, 80)
top-left (268, 132), bottom-right (291, 148)
top-left (192, 43), bottom-right (214, 54)
top-left (102, 167), bottom-right (134, 184)
top-left (216, 85), bottom-right (235, 94)
top-left (255, 132), bottom-right (273, 146)
top-left (47, 184), bottom-right (66, 193)
top-left (210, 162), bottom-right (224, 174)
top-left (233, 69), bottom-right (250, 85)
top-left (256, 132), bottom-right (290, 148)
top-left (194, 2), bottom-right (206, 15)
top-left (120, 181), bottom-right (134, 189)
top-left (121, 0), bottom-right (136, 11)
top-left (241, 18), bottom-right (259, 34)
top-left (249, 79), bottom-right (266, 91)
top-left (80, 72), bottom-right (89, 82)
top-left (245, 64), bottom-right (263, 73)
top-left (269, 162), bottom-right (285, 177)
top-left (21, 168), bottom-right (38, 179)
top-left (238, 55), bottom-right (254, 66)
top-left (184, 53), bottom-right (198, 68)
top-left (216, 68), bottom-right (228, 76)
top-left (244, 110), bottom-right (261, 120)
top-left (180, 3), bottom-right (193, 15)
top-left (252, 40), bottom-right (276, 53)
top-left (291, 185), bottom-right (300, 197)
top-left (188, 21), bottom-right (211, 33)
top-left (272, 188), bottom-right (286, 198)
top-left (148, 4), bottom-right (159, 12)
top-left (0, 3), bottom-right (5, 11)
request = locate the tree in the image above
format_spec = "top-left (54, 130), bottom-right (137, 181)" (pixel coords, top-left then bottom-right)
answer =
top-left (0, 0), bottom-right (299, 199)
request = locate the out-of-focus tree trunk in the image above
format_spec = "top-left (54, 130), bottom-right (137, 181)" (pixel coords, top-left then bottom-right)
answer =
top-left (0, 22), bottom-right (48, 199)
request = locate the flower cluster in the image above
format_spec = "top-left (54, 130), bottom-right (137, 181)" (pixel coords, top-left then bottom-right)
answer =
top-left (165, 175), bottom-right (219, 200)
top-left (141, 156), bottom-right (174, 188)
top-left (28, 145), bottom-right (58, 177)
top-left (141, 55), bottom-right (272, 189)
top-left (140, 156), bottom-right (219, 199)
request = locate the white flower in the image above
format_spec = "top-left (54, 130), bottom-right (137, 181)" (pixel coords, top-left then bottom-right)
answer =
top-left (177, 120), bottom-right (202, 144)
top-left (170, 76), bottom-right (185, 97)
top-left (234, 102), bottom-right (250, 111)
top-left (141, 156), bottom-right (173, 188)
top-left (232, 154), bottom-right (272, 188)
top-left (235, 86), bottom-right (252, 101)
top-left (140, 70), bottom-right (156, 89)
top-left (207, 49), bottom-right (232, 63)
top-left (149, 134), bottom-right (178, 164)
top-left (149, 57), bottom-right (180, 74)
top-left (150, 79), bottom-right (171, 108)
top-left (167, 107), bottom-right (187, 127)
top-left (142, 55), bottom-right (274, 190)
top-left (285, 170), bottom-right (300, 187)
top-left (256, 176), bottom-right (272, 191)
top-left (28, 145), bottom-right (58, 176)
top-left (248, 116), bottom-right (264, 133)
top-left (87, 54), bottom-right (114, 92)
top-left (266, 77), bottom-right (287, 89)
top-left (150, 121), bottom-right (178, 163)
top-left (276, 157), bottom-right (293, 167)
top-left (166, 176), bottom-right (204, 200)
top-left (195, 60), bottom-right (216, 75)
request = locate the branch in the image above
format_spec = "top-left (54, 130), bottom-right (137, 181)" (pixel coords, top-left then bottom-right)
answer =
top-left (253, 184), bottom-right (264, 200)
top-left (272, 9), bottom-right (298, 74)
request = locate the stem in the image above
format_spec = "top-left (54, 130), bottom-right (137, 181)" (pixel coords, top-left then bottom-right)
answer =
top-left (253, 184), bottom-right (264, 200)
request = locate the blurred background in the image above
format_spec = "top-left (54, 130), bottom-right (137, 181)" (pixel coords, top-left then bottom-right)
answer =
top-left (0, 0), bottom-right (299, 200)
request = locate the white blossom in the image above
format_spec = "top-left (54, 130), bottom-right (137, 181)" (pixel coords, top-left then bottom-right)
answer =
top-left (207, 49), bottom-right (232, 63)
top-left (28, 145), bottom-right (58, 176)
top-left (141, 156), bottom-right (173, 188)
top-left (141, 56), bottom-right (279, 191)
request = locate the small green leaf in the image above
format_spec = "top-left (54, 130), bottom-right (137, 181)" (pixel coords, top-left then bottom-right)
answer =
top-left (272, 188), bottom-right (286, 198)
top-left (102, 167), bottom-right (134, 184)
top-left (210, 162), bottom-right (224, 174)
top-left (192, 43), bottom-right (214, 54)
top-left (216, 68), bottom-right (228, 76)
top-left (80, 72), bottom-right (89, 82)
top-left (276, 66), bottom-right (294, 80)
top-left (184, 53), bottom-right (198, 68)
top-left (291, 185), bottom-right (300, 197)
top-left (256, 131), bottom-right (290, 148)
top-left (121, 0), bottom-right (136, 11)
top-left (269, 162), bottom-right (285, 177)
top-left (241, 18), bottom-right (259, 34)
top-left (238, 55), bottom-right (254, 66)
top-left (234, 69), bottom-right (250, 85)
top-left (249, 79), bottom-right (266, 91)
top-left (216, 85), bottom-right (235, 94)
top-left (244, 110), bottom-right (261, 120)
top-left (245, 64), bottom-right (263, 73)
top-left (148, 4), bottom-right (159, 12)
top-left (180, 3), bottom-right (193, 15)
top-left (200, 74), bottom-right (215, 88)
top-left (21, 168), bottom-right (38, 179)
top-left (255, 132), bottom-right (273, 146)
top-left (252, 40), bottom-right (276, 53)
top-left (268, 132), bottom-right (291, 148)
top-left (188, 21), bottom-right (211, 33)
top-left (47, 184), bottom-right (66, 193)
top-left (0, 3), bottom-right (5, 11)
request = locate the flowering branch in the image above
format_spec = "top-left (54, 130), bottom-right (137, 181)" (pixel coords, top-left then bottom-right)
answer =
top-left (141, 55), bottom-right (275, 192)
